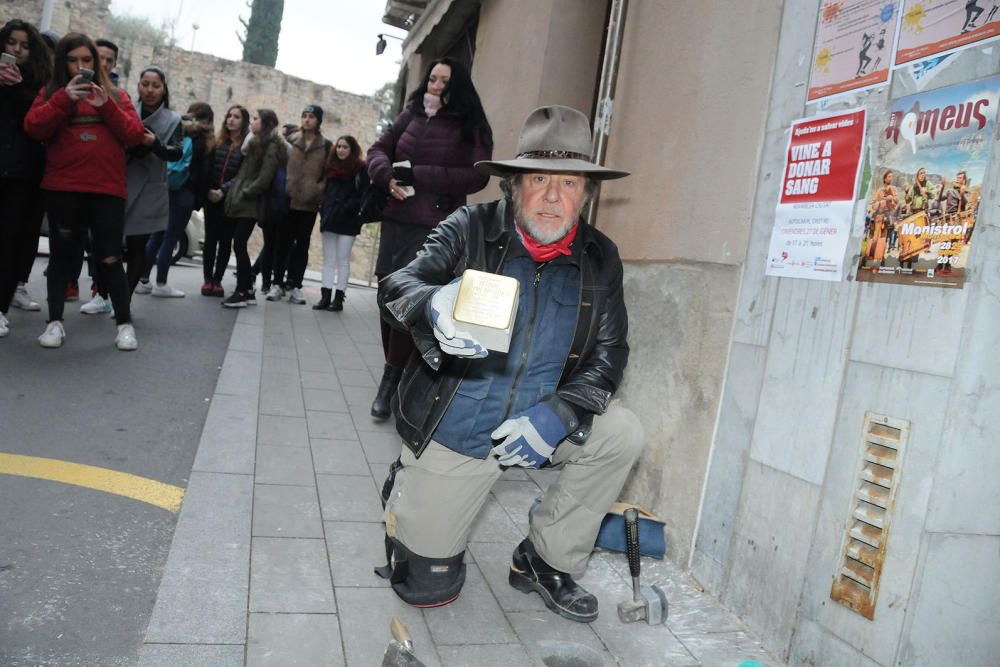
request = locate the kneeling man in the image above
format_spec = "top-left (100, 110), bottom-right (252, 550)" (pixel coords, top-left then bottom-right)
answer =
top-left (377, 105), bottom-right (643, 623)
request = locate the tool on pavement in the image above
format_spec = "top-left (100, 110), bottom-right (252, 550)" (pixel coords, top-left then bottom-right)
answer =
top-left (381, 616), bottom-right (426, 667)
top-left (616, 507), bottom-right (668, 624)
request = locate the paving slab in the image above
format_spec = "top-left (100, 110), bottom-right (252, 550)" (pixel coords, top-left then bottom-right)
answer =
top-left (316, 474), bottom-right (383, 522)
top-left (257, 414), bottom-right (310, 447)
top-left (324, 520), bottom-right (392, 588)
top-left (255, 445), bottom-right (316, 486)
top-left (303, 387), bottom-right (349, 413)
top-left (138, 643), bottom-right (245, 667)
top-left (247, 613), bottom-right (344, 667)
top-left (336, 587), bottom-right (443, 667)
top-left (358, 429), bottom-right (404, 464)
top-left (301, 370), bottom-right (342, 391)
top-left (215, 349), bottom-right (263, 399)
top-left (306, 409), bottom-right (359, 441)
top-left (311, 437), bottom-right (370, 476)
top-left (249, 537), bottom-right (336, 613)
top-left (424, 564), bottom-right (519, 646)
top-left (253, 484), bottom-right (323, 538)
top-left (144, 472), bottom-right (252, 644)
top-left (192, 393), bottom-right (259, 474)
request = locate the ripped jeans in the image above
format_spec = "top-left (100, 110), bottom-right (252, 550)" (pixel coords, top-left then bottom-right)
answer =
top-left (44, 190), bottom-right (131, 325)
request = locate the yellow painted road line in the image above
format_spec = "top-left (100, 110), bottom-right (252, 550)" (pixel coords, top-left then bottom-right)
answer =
top-left (0, 453), bottom-right (185, 513)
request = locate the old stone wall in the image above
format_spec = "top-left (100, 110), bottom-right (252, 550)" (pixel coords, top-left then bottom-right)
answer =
top-left (4, 0), bottom-right (380, 148)
top-left (3, 0), bottom-right (109, 39)
top-left (113, 43), bottom-right (380, 148)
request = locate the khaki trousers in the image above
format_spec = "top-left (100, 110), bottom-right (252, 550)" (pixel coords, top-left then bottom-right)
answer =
top-left (384, 403), bottom-right (644, 576)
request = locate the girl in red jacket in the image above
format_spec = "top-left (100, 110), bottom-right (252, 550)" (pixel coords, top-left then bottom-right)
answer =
top-left (24, 33), bottom-right (146, 350)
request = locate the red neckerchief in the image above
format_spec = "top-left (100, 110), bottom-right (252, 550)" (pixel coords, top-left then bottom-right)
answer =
top-left (517, 221), bottom-right (579, 262)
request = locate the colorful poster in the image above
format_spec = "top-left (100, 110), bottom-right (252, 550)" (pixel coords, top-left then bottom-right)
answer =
top-left (766, 109), bottom-right (868, 281)
top-left (894, 0), bottom-right (1000, 67)
top-left (808, 1), bottom-right (900, 102)
top-left (856, 75), bottom-right (1000, 288)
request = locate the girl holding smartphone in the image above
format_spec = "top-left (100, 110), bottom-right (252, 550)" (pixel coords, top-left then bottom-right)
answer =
top-left (0, 19), bottom-right (51, 338)
top-left (24, 32), bottom-right (146, 349)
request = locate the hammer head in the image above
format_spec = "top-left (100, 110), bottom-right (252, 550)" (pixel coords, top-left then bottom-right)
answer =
top-left (617, 584), bottom-right (668, 624)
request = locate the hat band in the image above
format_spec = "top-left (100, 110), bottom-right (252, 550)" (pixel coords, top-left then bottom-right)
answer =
top-left (516, 149), bottom-right (591, 161)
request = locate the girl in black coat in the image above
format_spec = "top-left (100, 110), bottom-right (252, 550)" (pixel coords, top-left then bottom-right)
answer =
top-left (315, 135), bottom-right (368, 311)
top-left (0, 19), bottom-right (51, 337)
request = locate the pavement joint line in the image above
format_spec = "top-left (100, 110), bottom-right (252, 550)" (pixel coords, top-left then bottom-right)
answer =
top-left (0, 452), bottom-right (186, 513)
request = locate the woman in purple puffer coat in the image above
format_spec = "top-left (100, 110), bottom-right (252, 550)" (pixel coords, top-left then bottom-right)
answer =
top-left (367, 56), bottom-right (493, 420)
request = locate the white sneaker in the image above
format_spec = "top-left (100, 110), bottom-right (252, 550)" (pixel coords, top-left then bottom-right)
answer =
top-left (0, 312), bottom-right (8, 338)
top-left (265, 285), bottom-right (285, 301)
top-left (151, 284), bottom-right (185, 298)
top-left (115, 323), bottom-right (138, 351)
top-left (12, 285), bottom-right (41, 311)
top-left (134, 281), bottom-right (153, 295)
top-left (80, 294), bottom-right (113, 314)
top-left (288, 287), bottom-right (306, 304)
top-left (39, 320), bottom-right (65, 348)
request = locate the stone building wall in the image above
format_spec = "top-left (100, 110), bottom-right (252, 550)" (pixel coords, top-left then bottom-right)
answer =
top-left (4, 0), bottom-right (380, 148)
top-left (3, 0), bottom-right (109, 39)
top-left (113, 43), bottom-right (380, 148)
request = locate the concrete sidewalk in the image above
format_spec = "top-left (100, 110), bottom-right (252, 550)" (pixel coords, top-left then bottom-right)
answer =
top-left (137, 283), bottom-right (782, 667)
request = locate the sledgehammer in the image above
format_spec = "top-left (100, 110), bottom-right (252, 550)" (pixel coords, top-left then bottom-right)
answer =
top-left (617, 508), bottom-right (668, 624)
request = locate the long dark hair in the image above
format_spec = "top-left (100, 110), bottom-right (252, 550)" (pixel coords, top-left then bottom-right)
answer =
top-left (45, 33), bottom-right (112, 99)
top-left (0, 19), bottom-right (52, 90)
top-left (406, 57), bottom-right (491, 144)
top-left (245, 108), bottom-right (280, 159)
top-left (325, 135), bottom-right (362, 170)
top-left (138, 66), bottom-right (170, 110)
top-left (216, 104), bottom-right (250, 146)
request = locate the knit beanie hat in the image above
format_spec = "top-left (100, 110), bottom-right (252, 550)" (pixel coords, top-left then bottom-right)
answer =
top-left (302, 104), bottom-right (324, 125)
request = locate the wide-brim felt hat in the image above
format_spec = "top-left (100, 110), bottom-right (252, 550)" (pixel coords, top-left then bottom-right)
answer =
top-left (476, 105), bottom-right (629, 180)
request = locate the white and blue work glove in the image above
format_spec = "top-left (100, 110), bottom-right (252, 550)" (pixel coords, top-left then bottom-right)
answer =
top-left (429, 278), bottom-right (488, 358)
top-left (490, 403), bottom-right (569, 469)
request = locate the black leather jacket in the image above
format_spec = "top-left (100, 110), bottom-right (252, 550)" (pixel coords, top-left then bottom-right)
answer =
top-left (379, 198), bottom-right (630, 458)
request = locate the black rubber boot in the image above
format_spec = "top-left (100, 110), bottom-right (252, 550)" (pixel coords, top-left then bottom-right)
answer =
top-left (312, 288), bottom-right (332, 310)
top-left (329, 289), bottom-right (345, 312)
top-left (370, 364), bottom-right (402, 420)
top-left (509, 537), bottom-right (598, 623)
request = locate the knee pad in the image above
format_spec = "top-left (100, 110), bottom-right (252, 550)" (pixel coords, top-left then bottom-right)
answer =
top-left (375, 537), bottom-right (465, 607)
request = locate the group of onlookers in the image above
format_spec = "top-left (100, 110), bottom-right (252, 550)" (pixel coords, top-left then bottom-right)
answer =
top-left (0, 18), bottom-right (372, 350)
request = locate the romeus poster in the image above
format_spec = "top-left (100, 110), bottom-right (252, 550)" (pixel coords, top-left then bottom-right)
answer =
top-left (857, 75), bottom-right (1000, 288)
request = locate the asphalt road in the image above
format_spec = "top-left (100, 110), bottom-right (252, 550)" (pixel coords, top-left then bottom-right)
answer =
top-left (0, 258), bottom-right (238, 666)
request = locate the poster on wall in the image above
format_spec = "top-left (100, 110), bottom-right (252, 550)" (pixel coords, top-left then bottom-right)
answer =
top-left (893, 0), bottom-right (1000, 67)
top-left (856, 75), bottom-right (1000, 288)
top-left (766, 108), bottom-right (868, 281)
top-left (808, 1), bottom-right (900, 103)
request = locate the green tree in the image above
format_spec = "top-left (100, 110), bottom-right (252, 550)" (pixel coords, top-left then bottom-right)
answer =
top-left (238, 0), bottom-right (284, 67)
top-left (374, 76), bottom-right (404, 136)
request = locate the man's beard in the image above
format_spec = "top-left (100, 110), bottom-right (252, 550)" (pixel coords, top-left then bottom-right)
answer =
top-left (513, 190), bottom-right (582, 244)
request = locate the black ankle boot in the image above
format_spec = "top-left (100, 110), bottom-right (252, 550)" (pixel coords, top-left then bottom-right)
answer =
top-left (313, 288), bottom-right (332, 310)
top-left (370, 364), bottom-right (402, 420)
top-left (329, 289), bottom-right (345, 312)
top-left (509, 538), bottom-right (598, 623)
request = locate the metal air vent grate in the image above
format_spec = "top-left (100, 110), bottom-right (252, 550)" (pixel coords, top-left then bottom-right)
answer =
top-left (830, 412), bottom-right (910, 620)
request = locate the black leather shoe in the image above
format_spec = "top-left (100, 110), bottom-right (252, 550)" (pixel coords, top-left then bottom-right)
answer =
top-left (370, 364), bottom-right (402, 420)
top-left (508, 538), bottom-right (598, 623)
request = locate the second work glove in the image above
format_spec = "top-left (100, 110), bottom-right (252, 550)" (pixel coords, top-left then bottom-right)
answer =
top-left (429, 278), bottom-right (487, 358)
top-left (490, 403), bottom-right (569, 469)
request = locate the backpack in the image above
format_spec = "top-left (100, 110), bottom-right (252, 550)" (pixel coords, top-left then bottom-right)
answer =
top-left (264, 162), bottom-right (288, 217)
top-left (167, 136), bottom-right (193, 191)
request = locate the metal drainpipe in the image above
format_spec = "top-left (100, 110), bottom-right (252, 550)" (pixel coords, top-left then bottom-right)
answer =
top-left (585, 0), bottom-right (629, 228)
top-left (40, 0), bottom-right (56, 31)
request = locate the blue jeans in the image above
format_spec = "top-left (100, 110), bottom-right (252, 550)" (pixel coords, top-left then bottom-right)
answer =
top-left (145, 187), bottom-right (195, 284)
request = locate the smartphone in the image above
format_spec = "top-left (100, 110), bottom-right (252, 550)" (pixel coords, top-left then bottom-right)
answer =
top-left (78, 67), bottom-right (94, 84)
top-left (0, 52), bottom-right (16, 67)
